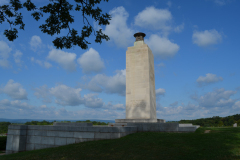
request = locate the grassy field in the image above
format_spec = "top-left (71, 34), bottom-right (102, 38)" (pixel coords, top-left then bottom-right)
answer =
top-left (1, 127), bottom-right (240, 160)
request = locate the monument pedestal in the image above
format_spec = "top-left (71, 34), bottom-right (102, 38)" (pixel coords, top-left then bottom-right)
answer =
top-left (115, 119), bottom-right (165, 123)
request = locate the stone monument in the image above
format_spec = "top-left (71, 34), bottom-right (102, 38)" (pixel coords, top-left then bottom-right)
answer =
top-left (116, 32), bottom-right (164, 123)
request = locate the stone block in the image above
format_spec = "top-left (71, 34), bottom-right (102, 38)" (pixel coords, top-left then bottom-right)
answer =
top-left (178, 126), bottom-right (198, 132)
top-left (12, 135), bottom-right (20, 151)
top-left (41, 136), bottom-right (54, 145)
top-left (18, 136), bottom-right (27, 151)
top-left (26, 143), bottom-right (34, 151)
top-left (27, 130), bottom-right (35, 136)
top-left (53, 122), bottom-right (93, 127)
top-left (6, 135), bottom-right (13, 151)
top-left (179, 124), bottom-right (192, 127)
top-left (54, 137), bottom-right (67, 146)
top-left (8, 125), bottom-right (28, 130)
top-left (47, 131), bottom-right (59, 137)
top-left (8, 129), bottom-right (27, 136)
top-left (73, 132), bottom-right (94, 139)
top-left (27, 136), bottom-right (41, 144)
top-left (34, 130), bottom-right (47, 136)
top-left (67, 138), bottom-right (75, 145)
top-left (94, 133), bottom-right (111, 139)
top-left (58, 131), bottom-right (74, 138)
top-left (75, 138), bottom-right (89, 143)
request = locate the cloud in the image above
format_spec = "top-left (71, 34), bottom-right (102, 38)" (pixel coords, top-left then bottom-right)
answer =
top-left (197, 73), bottom-right (223, 87)
top-left (157, 62), bottom-right (165, 68)
top-left (102, 6), bottom-right (134, 48)
top-left (0, 99), bottom-right (34, 109)
top-left (31, 57), bottom-right (52, 69)
top-left (156, 88), bottom-right (166, 96)
top-left (83, 93), bottom-right (104, 108)
top-left (13, 50), bottom-right (23, 66)
top-left (49, 84), bottom-right (83, 106)
top-left (34, 85), bottom-right (52, 103)
top-left (192, 29), bottom-right (222, 47)
top-left (191, 88), bottom-right (237, 109)
top-left (166, 1), bottom-right (172, 7)
top-left (29, 35), bottom-right (42, 52)
top-left (214, 0), bottom-right (226, 5)
top-left (85, 69), bottom-right (126, 96)
top-left (134, 7), bottom-right (172, 36)
top-left (103, 102), bottom-right (125, 110)
top-left (77, 48), bottom-right (105, 74)
top-left (174, 23), bottom-right (184, 33)
top-left (0, 79), bottom-right (28, 100)
top-left (145, 34), bottom-right (179, 59)
top-left (170, 101), bottom-right (178, 107)
top-left (47, 49), bottom-right (76, 72)
top-left (0, 41), bottom-right (12, 68)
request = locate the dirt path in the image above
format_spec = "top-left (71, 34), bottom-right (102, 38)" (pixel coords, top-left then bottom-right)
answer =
top-left (0, 150), bottom-right (6, 156)
top-left (204, 130), bottom-right (211, 133)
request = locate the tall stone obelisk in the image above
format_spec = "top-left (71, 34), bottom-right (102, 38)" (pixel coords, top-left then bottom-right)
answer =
top-left (125, 32), bottom-right (156, 120)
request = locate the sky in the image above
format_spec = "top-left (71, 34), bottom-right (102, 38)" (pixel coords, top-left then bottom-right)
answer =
top-left (0, 0), bottom-right (240, 121)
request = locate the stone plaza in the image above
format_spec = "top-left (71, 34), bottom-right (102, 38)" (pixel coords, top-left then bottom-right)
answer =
top-left (6, 32), bottom-right (199, 154)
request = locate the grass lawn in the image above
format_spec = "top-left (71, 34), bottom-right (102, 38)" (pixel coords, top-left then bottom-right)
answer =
top-left (1, 127), bottom-right (240, 160)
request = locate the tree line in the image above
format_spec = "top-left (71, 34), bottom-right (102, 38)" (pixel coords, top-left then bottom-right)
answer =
top-left (179, 114), bottom-right (240, 127)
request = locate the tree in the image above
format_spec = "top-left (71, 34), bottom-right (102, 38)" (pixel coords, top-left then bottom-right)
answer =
top-left (0, 0), bottom-right (111, 50)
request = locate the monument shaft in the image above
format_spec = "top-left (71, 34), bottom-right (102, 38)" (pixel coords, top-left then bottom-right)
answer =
top-left (126, 40), bottom-right (156, 119)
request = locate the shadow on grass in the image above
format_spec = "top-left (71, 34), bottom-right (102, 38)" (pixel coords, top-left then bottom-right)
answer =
top-left (1, 127), bottom-right (240, 160)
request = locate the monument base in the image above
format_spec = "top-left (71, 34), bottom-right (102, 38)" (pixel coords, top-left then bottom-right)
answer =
top-left (115, 119), bottom-right (165, 123)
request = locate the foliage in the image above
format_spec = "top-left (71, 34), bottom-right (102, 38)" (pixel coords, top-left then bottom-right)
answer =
top-left (24, 120), bottom-right (54, 125)
top-left (76, 120), bottom-right (108, 125)
top-left (1, 127), bottom-right (240, 159)
top-left (179, 114), bottom-right (240, 127)
top-left (0, 0), bottom-right (111, 50)
top-left (0, 136), bottom-right (7, 150)
top-left (0, 122), bottom-right (11, 134)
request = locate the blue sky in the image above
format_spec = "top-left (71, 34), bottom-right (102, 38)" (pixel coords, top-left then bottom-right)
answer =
top-left (0, 0), bottom-right (240, 121)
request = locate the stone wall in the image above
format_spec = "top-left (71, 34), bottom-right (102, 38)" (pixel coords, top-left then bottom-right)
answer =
top-left (6, 124), bottom-right (137, 154)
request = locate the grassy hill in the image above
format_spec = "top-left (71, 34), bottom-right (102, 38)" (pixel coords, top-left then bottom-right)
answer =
top-left (1, 127), bottom-right (240, 160)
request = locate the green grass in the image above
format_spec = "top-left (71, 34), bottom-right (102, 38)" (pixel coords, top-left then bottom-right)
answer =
top-left (1, 127), bottom-right (240, 160)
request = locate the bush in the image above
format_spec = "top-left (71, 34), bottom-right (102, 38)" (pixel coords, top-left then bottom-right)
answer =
top-left (0, 136), bottom-right (7, 150)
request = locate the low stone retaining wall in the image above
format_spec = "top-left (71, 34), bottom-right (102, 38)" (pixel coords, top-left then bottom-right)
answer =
top-left (6, 124), bottom-right (137, 155)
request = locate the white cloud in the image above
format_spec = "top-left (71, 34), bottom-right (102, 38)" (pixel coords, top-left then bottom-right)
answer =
top-left (35, 84), bottom-right (105, 108)
top-left (104, 102), bottom-right (125, 110)
top-left (49, 84), bottom-right (83, 106)
top-left (29, 35), bottom-right (42, 52)
top-left (166, 1), bottom-right (172, 7)
top-left (197, 73), bottom-right (223, 87)
top-left (134, 7), bottom-right (172, 36)
top-left (77, 48), bottom-right (105, 74)
top-left (157, 62), bottom-right (165, 67)
top-left (191, 88), bottom-right (237, 108)
top-left (0, 41), bottom-right (12, 68)
top-left (145, 34), bottom-right (179, 59)
top-left (34, 85), bottom-right (52, 103)
top-left (31, 57), bottom-right (52, 69)
top-left (83, 93), bottom-right (104, 108)
top-left (13, 50), bottom-right (23, 66)
top-left (214, 0), bottom-right (226, 5)
top-left (103, 6), bottom-right (134, 48)
top-left (0, 79), bottom-right (28, 100)
top-left (174, 23), bottom-right (184, 33)
top-left (47, 49), bottom-right (76, 71)
top-left (156, 88), bottom-right (166, 96)
top-left (170, 101), bottom-right (178, 107)
top-left (192, 29), bottom-right (222, 47)
top-left (0, 99), bottom-right (34, 109)
top-left (85, 69), bottom-right (126, 96)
